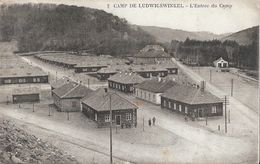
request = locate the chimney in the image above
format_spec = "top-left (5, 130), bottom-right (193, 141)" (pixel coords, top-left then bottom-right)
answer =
top-left (200, 81), bottom-right (206, 92)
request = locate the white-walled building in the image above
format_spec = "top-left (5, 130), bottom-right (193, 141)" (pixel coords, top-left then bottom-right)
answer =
top-left (213, 57), bottom-right (228, 68)
top-left (134, 78), bottom-right (177, 105)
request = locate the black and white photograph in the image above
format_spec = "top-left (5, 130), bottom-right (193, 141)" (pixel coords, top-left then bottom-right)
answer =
top-left (0, 0), bottom-right (259, 163)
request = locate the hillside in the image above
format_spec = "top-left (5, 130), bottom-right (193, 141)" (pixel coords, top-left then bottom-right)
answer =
top-left (221, 26), bottom-right (259, 45)
top-left (0, 4), bottom-right (156, 55)
top-left (139, 26), bottom-right (229, 43)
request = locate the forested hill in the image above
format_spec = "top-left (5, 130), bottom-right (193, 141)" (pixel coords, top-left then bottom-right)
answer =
top-left (0, 4), bottom-right (156, 55)
top-left (221, 26), bottom-right (259, 46)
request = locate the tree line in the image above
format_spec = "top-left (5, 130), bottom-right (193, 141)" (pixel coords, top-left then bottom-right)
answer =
top-left (166, 38), bottom-right (258, 70)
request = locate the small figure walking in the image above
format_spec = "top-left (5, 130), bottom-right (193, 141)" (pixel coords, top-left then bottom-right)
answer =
top-left (152, 117), bottom-right (156, 125)
top-left (148, 119), bottom-right (151, 127)
top-left (184, 115), bottom-right (188, 122)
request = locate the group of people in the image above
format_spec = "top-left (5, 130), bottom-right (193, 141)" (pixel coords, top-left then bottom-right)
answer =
top-left (148, 117), bottom-right (156, 126)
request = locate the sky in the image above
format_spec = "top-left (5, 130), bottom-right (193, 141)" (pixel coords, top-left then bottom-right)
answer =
top-left (1, 0), bottom-right (259, 34)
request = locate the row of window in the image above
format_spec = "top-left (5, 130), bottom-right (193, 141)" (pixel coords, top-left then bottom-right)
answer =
top-left (136, 89), bottom-right (156, 102)
top-left (4, 78), bottom-right (41, 84)
top-left (104, 113), bottom-right (132, 122)
top-left (163, 99), bottom-right (218, 114)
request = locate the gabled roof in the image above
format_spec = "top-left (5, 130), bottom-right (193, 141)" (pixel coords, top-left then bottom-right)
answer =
top-left (52, 81), bottom-right (93, 99)
top-left (81, 88), bottom-right (138, 111)
top-left (108, 72), bottom-right (144, 84)
top-left (135, 78), bottom-right (177, 93)
top-left (213, 57), bottom-right (228, 64)
top-left (161, 85), bottom-right (222, 105)
top-left (50, 77), bottom-right (70, 89)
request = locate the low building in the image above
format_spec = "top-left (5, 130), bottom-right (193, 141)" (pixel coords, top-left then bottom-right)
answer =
top-left (12, 87), bottom-right (40, 104)
top-left (0, 68), bottom-right (48, 85)
top-left (133, 45), bottom-right (172, 64)
top-left (213, 57), bottom-right (228, 68)
top-left (81, 88), bottom-right (138, 128)
top-left (74, 63), bottom-right (107, 73)
top-left (52, 82), bottom-right (93, 112)
top-left (135, 66), bottom-right (168, 78)
top-left (108, 72), bottom-right (144, 93)
top-left (161, 85), bottom-right (223, 118)
top-left (135, 78), bottom-right (177, 105)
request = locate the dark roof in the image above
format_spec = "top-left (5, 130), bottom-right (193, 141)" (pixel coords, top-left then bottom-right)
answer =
top-left (161, 85), bottom-right (223, 105)
top-left (52, 81), bottom-right (93, 99)
top-left (50, 77), bottom-right (70, 89)
top-left (81, 88), bottom-right (138, 111)
top-left (0, 67), bottom-right (48, 78)
top-left (135, 78), bottom-right (177, 93)
top-left (108, 72), bottom-right (144, 84)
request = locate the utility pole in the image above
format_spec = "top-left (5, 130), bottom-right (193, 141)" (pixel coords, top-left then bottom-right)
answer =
top-left (231, 79), bottom-right (234, 97)
top-left (143, 117), bottom-right (145, 132)
top-left (205, 111), bottom-right (208, 126)
top-left (48, 105), bottom-right (51, 116)
top-left (109, 94), bottom-right (113, 164)
top-left (224, 96), bottom-right (227, 133)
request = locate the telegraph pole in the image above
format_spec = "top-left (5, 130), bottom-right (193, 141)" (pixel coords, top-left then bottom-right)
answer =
top-left (231, 79), bottom-right (234, 97)
top-left (224, 96), bottom-right (227, 133)
top-left (109, 94), bottom-right (113, 164)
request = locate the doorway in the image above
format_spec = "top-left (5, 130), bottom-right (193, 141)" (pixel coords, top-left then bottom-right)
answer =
top-left (115, 115), bottom-right (121, 126)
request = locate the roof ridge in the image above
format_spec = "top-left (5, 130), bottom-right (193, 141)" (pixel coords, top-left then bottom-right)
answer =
top-left (61, 83), bottom-right (80, 98)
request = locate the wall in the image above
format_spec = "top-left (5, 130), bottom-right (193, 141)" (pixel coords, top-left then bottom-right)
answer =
top-left (135, 88), bottom-right (161, 105)
top-left (161, 96), bottom-right (223, 118)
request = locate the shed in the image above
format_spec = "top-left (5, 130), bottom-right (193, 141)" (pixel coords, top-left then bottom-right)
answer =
top-left (12, 87), bottom-right (40, 103)
top-left (213, 57), bottom-right (228, 68)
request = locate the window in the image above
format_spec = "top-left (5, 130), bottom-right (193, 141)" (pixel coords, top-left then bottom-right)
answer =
top-left (163, 100), bottom-right (167, 107)
top-left (105, 114), bottom-right (110, 122)
top-left (18, 78), bottom-right (26, 83)
top-left (153, 94), bottom-right (156, 101)
top-left (140, 91), bottom-right (142, 97)
top-left (148, 93), bottom-right (150, 100)
top-left (185, 106), bottom-right (188, 114)
top-left (144, 92), bottom-right (146, 99)
top-left (168, 102), bottom-right (171, 108)
top-left (37, 78), bottom-right (41, 82)
top-left (179, 104), bottom-right (182, 112)
top-left (72, 101), bottom-right (77, 107)
top-left (122, 85), bottom-right (124, 91)
top-left (33, 78), bottom-right (37, 83)
top-left (118, 85), bottom-right (121, 89)
top-left (174, 103), bottom-right (176, 110)
top-left (212, 106), bottom-right (217, 113)
top-left (126, 113), bottom-right (131, 121)
top-left (136, 90), bottom-right (138, 96)
top-left (4, 79), bottom-right (11, 84)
